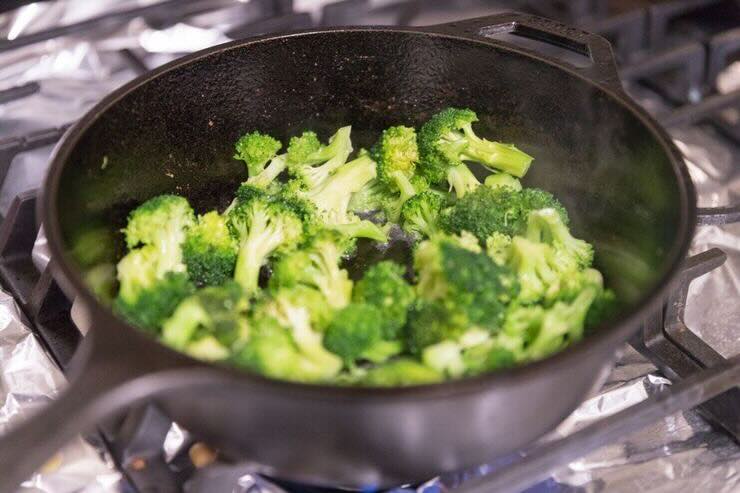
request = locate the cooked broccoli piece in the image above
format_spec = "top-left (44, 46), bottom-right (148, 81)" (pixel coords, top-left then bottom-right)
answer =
top-left (370, 125), bottom-right (422, 220)
top-left (372, 126), bottom-right (419, 192)
top-left (246, 153), bottom-right (288, 189)
top-left (413, 236), bottom-right (518, 331)
top-left (400, 190), bottom-right (445, 239)
top-left (485, 232), bottom-right (512, 266)
top-left (508, 236), bottom-right (561, 304)
top-left (361, 358), bottom-right (442, 386)
top-left (405, 300), bottom-right (467, 354)
top-left (261, 289), bottom-right (343, 376)
top-left (441, 186), bottom-right (568, 242)
top-left (84, 263), bottom-right (117, 303)
top-left (286, 153), bottom-right (388, 242)
top-left (348, 178), bottom-right (390, 215)
top-left (114, 246), bottom-right (195, 331)
top-left (161, 282), bottom-right (248, 356)
top-left (323, 303), bottom-right (392, 365)
top-left (353, 261), bottom-right (415, 339)
top-left (123, 194), bottom-right (195, 276)
top-left (270, 229), bottom-right (354, 310)
top-left (287, 127), bottom-right (353, 189)
top-left (585, 288), bottom-right (618, 330)
top-left (462, 341), bottom-right (517, 376)
top-left (234, 315), bottom-right (340, 383)
top-left (227, 185), bottom-right (304, 295)
top-left (484, 173), bottom-right (522, 191)
top-left (234, 131), bottom-right (282, 178)
top-left (526, 208), bottom-right (593, 271)
top-left (418, 108), bottom-right (533, 183)
top-left (183, 211), bottom-right (237, 286)
top-left (422, 340), bottom-right (466, 377)
top-left (525, 287), bottom-right (599, 360)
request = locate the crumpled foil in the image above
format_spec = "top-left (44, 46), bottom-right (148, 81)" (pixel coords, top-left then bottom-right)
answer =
top-left (0, 1), bottom-right (738, 492)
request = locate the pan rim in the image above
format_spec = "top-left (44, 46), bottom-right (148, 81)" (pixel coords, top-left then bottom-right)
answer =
top-left (41, 25), bottom-right (696, 400)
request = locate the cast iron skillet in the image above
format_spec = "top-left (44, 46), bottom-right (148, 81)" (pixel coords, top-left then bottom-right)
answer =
top-left (0, 13), bottom-right (694, 492)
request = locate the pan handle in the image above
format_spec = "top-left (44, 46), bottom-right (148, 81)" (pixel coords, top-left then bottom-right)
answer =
top-left (0, 327), bottom-right (190, 493)
top-left (430, 12), bottom-right (623, 94)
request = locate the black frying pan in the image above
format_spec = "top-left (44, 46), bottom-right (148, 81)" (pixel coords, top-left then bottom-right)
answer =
top-left (0, 13), bottom-right (695, 492)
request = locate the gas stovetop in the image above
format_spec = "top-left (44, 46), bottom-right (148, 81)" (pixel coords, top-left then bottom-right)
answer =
top-left (0, 1), bottom-right (738, 492)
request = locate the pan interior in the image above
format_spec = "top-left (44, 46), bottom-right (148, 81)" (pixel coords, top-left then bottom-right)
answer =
top-left (56, 29), bottom-right (685, 318)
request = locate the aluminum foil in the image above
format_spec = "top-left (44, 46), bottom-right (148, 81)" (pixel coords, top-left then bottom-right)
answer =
top-left (0, 1), bottom-right (738, 492)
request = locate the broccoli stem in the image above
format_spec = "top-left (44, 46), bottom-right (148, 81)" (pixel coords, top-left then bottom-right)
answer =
top-left (390, 170), bottom-right (416, 201)
top-left (446, 163), bottom-right (480, 198)
top-left (330, 220), bottom-right (387, 242)
top-left (233, 221), bottom-right (283, 294)
top-left (309, 155), bottom-right (377, 213)
top-left (247, 154), bottom-right (287, 188)
top-left (460, 125), bottom-right (533, 177)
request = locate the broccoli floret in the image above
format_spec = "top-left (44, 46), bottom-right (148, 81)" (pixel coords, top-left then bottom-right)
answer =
top-left (183, 211), bottom-right (237, 286)
top-left (84, 263), bottom-right (117, 303)
top-left (372, 126), bottom-right (419, 191)
top-left (227, 186), bottom-right (305, 295)
top-left (270, 229), bottom-right (353, 310)
top-left (485, 232), bottom-right (512, 266)
top-left (462, 341), bottom-right (517, 376)
top-left (525, 288), bottom-right (599, 360)
top-left (115, 247), bottom-right (194, 331)
top-left (353, 261), bottom-right (415, 339)
top-left (441, 186), bottom-right (568, 242)
top-left (526, 208), bottom-right (593, 271)
top-left (246, 153), bottom-right (288, 189)
top-left (585, 288), bottom-right (618, 331)
top-left (234, 131), bottom-right (282, 178)
top-left (400, 190), bottom-right (445, 239)
top-left (484, 173), bottom-right (522, 191)
top-left (508, 236), bottom-right (561, 304)
top-left (234, 315), bottom-right (339, 383)
top-left (323, 303), bottom-right (387, 365)
top-left (418, 108), bottom-right (533, 183)
top-left (413, 237), bottom-right (518, 331)
top-left (422, 340), bottom-right (466, 378)
top-left (293, 153), bottom-right (388, 242)
top-left (348, 178), bottom-right (390, 216)
top-left (287, 127), bottom-right (353, 189)
top-left (405, 300), bottom-right (467, 354)
top-left (361, 358), bottom-right (442, 386)
top-left (261, 289), bottom-right (343, 376)
top-left (161, 281), bottom-right (248, 356)
top-left (123, 194), bottom-right (195, 276)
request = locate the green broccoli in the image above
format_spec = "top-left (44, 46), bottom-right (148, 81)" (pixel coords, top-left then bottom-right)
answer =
top-left (441, 186), bottom-right (568, 242)
top-left (161, 282), bottom-right (248, 358)
top-left (261, 289), bottom-right (343, 376)
top-left (246, 153), bottom-right (288, 189)
top-left (361, 358), bottom-right (442, 386)
top-left (287, 127), bottom-right (353, 189)
top-left (371, 125), bottom-right (422, 220)
top-left (585, 288), bottom-right (619, 331)
top-left (405, 300), bottom-right (467, 354)
top-left (413, 236), bottom-right (519, 331)
top-left (418, 108), bottom-right (533, 183)
top-left (400, 190), bottom-right (445, 239)
top-left (114, 246), bottom-right (195, 331)
top-left (270, 229), bottom-right (354, 310)
top-left (525, 287), bottom-right (599, 360)
top-left (353, 261), bottom-right (415, 339)
top-left (234, 315), bottom-right (339, 383)
top-left (526, 208), bottom-right (593, 271)
top-left (485, 232), bottom-right (513, 266)
top-left (84, 263), bottom-right (117, 304)
top-left (507, 236), bottom-right (561, 304)
top-left (348, 178), bottom-right (390, 215)
top-left (227, 185), bottom-right (305, 294)
top-left (183, 211), bottom-right (237, 286)
top-left (123, 194), bottom-right (195, 276)
top-left (484, 173), bottom-right (522, 191)
top-left (323, 303), bottom-right (400, 365)
top-left (286, 153), bottom-right (388, 242)
top-left (234, 131), bottom-right (282, 178)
